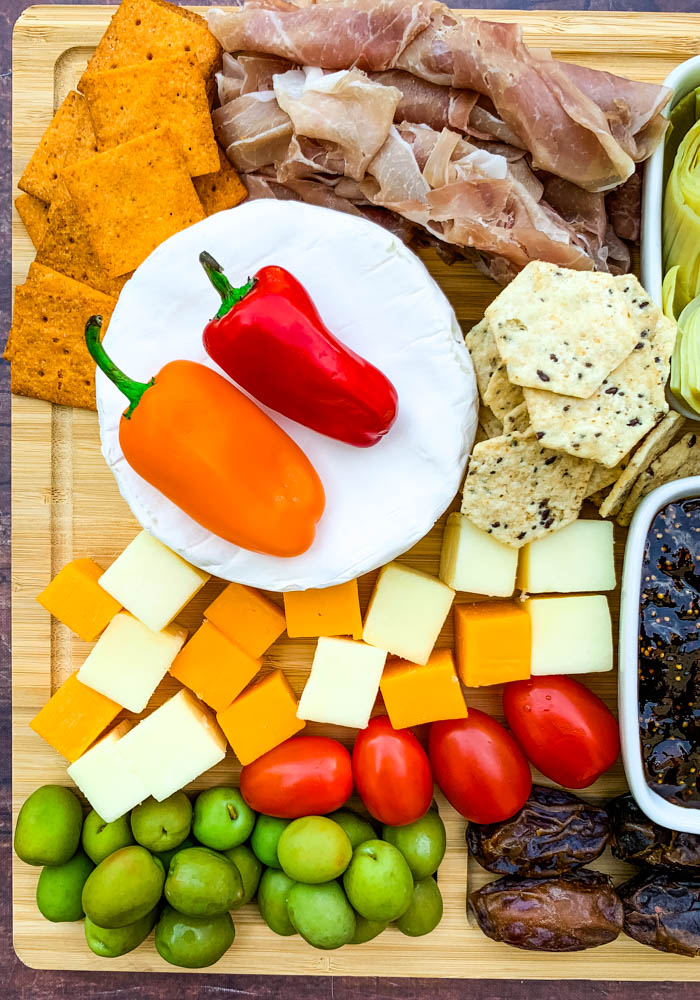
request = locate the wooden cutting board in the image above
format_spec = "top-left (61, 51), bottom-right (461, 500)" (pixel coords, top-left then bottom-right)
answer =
top-left (11, 5), bottom-right (700, 979)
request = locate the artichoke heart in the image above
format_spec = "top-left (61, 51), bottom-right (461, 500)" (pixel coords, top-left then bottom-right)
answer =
top-left (670, 293), bottom-right (700, 414)
top-left (664, 115), bottom-right (700, 306)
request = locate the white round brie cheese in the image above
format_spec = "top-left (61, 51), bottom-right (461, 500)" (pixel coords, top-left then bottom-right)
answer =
top-left (97, 200), bottom-right (477, 590)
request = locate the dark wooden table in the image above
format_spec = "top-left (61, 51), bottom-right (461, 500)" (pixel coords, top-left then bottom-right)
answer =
top-left (3, 0), bottom-right (700, 995)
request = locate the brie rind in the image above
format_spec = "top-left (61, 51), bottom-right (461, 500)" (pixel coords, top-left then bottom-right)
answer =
top-left (96, 200), bottom-right (477, 590)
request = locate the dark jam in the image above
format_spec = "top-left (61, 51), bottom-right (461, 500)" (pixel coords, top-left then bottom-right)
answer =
top-left (639, 499), bottom-right (700, 807)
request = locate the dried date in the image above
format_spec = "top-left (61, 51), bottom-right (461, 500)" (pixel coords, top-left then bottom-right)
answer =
top-left (608, 794), bottom-right (700, 871)
top-left (619, 871), bottom-right (700, 956)
top-left (469, 870), bottom-right (623, 952)
top-left (466, 785), bottom-right (610, 877)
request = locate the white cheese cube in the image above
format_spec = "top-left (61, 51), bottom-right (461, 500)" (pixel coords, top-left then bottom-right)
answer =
top-left (297, 637), bottom-right (387, 729)
top-left (526, 595), bottom-right (613, 675)
top-left (440, 512), bottom-right (517, 596)
top-left (67, 722), bottom-right (149, 823)
top-left (99, 531), bottom-right (210, 632)
top-left (77, 612), bottom-right (186, 713)
top-left (116, 689), bottom-right (227, 801)
top-left (517, 519), bottom-right (616, 594)
top-left (363, 562), bottom-right (454, 665)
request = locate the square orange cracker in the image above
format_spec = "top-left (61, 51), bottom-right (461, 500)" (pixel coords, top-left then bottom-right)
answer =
top-left (193, 146), bottom-right (248, 215)
top-left (79, 0), bottom-right (222, 89)
top-left (36, 182), bottom-right (131, 298)
top-left (18, 91), bottom-right (98, 203)
top-left (81, 55), bottom-right (219, 177)
top-left (15, 194), bottom-right (50, 249)
top-left (61, 130), bottom-right (205, 278)
top-left (5, 263), bottom-right (117, 409)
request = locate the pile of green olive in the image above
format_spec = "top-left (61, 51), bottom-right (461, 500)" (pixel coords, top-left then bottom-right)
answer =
top-left (14, 784), bottom-right (447, 966)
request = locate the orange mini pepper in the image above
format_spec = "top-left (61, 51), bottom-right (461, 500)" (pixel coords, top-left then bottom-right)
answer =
top-left (85, 316), bottom-right (325, 557)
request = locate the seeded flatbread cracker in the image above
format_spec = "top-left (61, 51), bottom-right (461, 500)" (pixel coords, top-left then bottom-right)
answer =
top-left (5, 263), bottom-right (116, 409)
top-left (62, 130), bottom-right (205, 278)
top-left (193, 146), bottom-right (248, 215)
top-left (585, 460), bottom-right (626, 499)
top-left (486, 261), bottom-right (638, 398)
top-left (15, 194), bottom-right (50, 249)
top-left (79, 0), bottom-right (221, 90)
top-left (502, 401), bottom-right (530, 435)
top-left (617, 432), bottom-right (700, 526)
top-left (523, 304), bottom-right (677, 468)
top-left (35, 182), bottom-right (130, 298)
top-left (465, 319), bottom-right (501, 400)
top-left (599, 411), bottom-right (685, 518)
top-left (18, 91), bottom-right (98, 204)
top-left (478, 405), bottom-right (503, 440)
top-left (81, 56), bottom-right (219, 177)
top-left (460, 430), bottom-right (593, 548)
top-left (483, 365), bottom-right (525, 421)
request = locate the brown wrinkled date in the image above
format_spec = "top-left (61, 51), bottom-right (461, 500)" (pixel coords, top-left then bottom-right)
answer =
top-left (619, 871), bottom-right (700, 956)
top-left (469, 871), bottom-right (624, 951)
top-left (466, 785), bottom-right (610, 876)
top-left (608, 793), bottom-right (700, 870)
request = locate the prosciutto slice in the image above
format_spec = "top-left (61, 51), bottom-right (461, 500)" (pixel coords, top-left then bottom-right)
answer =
top-left (208, 0), bottom-right (670, 192)
top-left (208, 0), bottom-right (435, 71)
top-left (273, 67), bottom-right (400, 180)
top-left (212, 92), bottom-right (293, 172)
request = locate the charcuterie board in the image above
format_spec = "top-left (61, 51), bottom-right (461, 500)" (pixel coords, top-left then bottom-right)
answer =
top-left (11, 5), bottom-right (700, 979)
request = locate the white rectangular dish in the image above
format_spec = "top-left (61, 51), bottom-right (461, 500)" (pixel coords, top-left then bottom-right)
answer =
top-left (641, 54), bottom-right (700, 422)
top-left (619, 474), bottom-right (700, 834)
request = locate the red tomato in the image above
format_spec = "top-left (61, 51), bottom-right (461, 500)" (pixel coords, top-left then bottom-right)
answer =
top-left (239, 736), bottom-right (352, 818)
top-left (429, 711), bottom-right (532, 823)
top-left (503, 677), bottom-right (620, 789)
top-left (352, 716), bottom-right (433, 826)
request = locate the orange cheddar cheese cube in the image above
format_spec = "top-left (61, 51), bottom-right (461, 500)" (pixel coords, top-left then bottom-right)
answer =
top-left (36, 558), bottom-right (122, 642)
top-left (380, 648), bottom-right (468, 729)
top-left (170, 621), bottom-right (262, 713)
top-left (204, 583), bottom-right (285, 659)
top-left (455, 602), bottom-right (531, 688)
top-left (216, 669), bottom-right (305, 765)
top-left (30, 670), bottom-right (122, 762)
top-left (283, 580), bottom-right (362, 639)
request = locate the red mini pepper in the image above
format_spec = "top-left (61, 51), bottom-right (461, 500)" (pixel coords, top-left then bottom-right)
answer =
top-left (200, 253), bottom-right (398, 447)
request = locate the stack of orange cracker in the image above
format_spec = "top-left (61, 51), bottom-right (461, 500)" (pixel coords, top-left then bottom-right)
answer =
top-left (7, 0), bottom-right (247, 410)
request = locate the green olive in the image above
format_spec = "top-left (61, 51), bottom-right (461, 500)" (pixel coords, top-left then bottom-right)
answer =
top-left (85, 908), bottom-right (158, 958)
top-left (82, 845), bottom-right (165, 928)
top-left (36, 850), bottom-right (94, 922)
top-left (14, 785), bottom-right (83, 866)
top-left (155, 904), bottom-right (235, 968)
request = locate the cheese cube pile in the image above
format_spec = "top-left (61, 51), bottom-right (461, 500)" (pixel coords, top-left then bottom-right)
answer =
top-left (363, 562), bottom-right (454, 665)
top-left (297, 638), bottom-right (387, 729)
top-left (77, 612), bottom-right (186, 713)
top-left (118, 689), bottom-right (227, 801)
top-left (67, 721), bottom-right (149, 822)
top-left (36, 557), bottom-right (122, 641)
top-left (526, 595), bottom-right (613, 676)
top-left (99, 530), bottom-right (210, 632)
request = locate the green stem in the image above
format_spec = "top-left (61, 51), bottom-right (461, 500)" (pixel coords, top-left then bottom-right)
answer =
top-left (85, 316), bottom-right (155, 419)
top-left (200, 251), bottom-right (254, 319)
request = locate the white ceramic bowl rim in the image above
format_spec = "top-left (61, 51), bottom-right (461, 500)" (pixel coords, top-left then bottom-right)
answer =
top-left (619, 474), bottom-right (700, 833)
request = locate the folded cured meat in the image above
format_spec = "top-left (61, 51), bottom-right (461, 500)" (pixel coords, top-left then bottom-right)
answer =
top-left (208, 0), bottom-right (670, 192)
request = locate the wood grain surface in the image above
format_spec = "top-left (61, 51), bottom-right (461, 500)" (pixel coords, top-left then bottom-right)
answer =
top-left (4, 2), bottom-right (700, 998)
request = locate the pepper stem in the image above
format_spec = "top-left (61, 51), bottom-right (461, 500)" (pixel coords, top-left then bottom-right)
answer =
top-left (199, 251), bottom-right (254, 319)
top-left (85, 316), bottom-right (155, 420)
